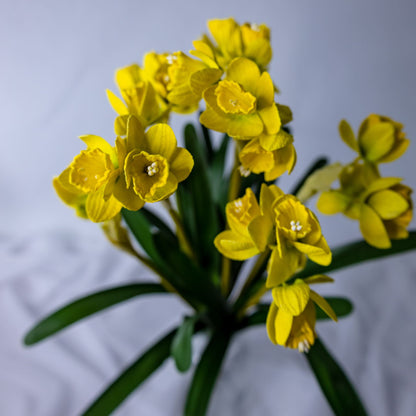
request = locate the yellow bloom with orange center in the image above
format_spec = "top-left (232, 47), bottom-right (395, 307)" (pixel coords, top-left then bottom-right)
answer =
top-left (339, 114), bottom-right (409, 165)
top-left (200, 57), bottom-right (281, 138)
top-left (266, 277), bottom-right (337, 352)
top-left (191, 18), bottom-right (272, 72)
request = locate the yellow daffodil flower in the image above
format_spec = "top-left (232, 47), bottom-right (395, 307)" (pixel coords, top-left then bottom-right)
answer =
top-left (166, 52), bottom-right (222, 114)
top-left (267, 195), bottom-right (332, 287)
top-left (191, 18), bottom-right (272, 72)
top-left (214, 184), bottom-right (283, 260)
top-left (106, 63), bottom-right (169, 135)
top-left (238, 130), bottom-right (297, 180)
top-left (54, 135), bottom-right (125, 223)
top-left (339, 114), bottom-right (409, 165)
top-left (266, 277), bottom-right (337, 352)
top-left (121, 116), bottom-right (194, 203)
top-left (317, 162), bottom-right (413, 248)
top-left (200, 57), bottom-right (281, 138)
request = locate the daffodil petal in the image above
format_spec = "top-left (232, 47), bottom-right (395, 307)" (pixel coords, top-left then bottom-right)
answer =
top-left (144, 172), bottom-right (178, 203)
top-left (367, 189), bottom-right (409, 220)
top-left (113, 174), bottom-right (145, 211)
top-left (145, 123), bottom-right (177, 159)
top-left (274, 307), bottom-right (294, 345)
top-left (86, 187), bottom-right (122, 223)
top-left (292, 237), bottom-right (332, 266)
top-left (248, 215), bottom-right (273, 252)
top-left (255, 71), bottom-right (274, 107)
top-left (126, 115), bottom-right (146, 151)
top-left (258, 104), bottom-right (281, 135)
top-left (106, 89), bottom-right (128, 116)
top-left (214, 230), bottom-right (259, 260)
top-left (359, 122), bottom-right (395, 162)
top-left (190, 68), bottom-right (222, 97)
top-left (310, 290), bottom-right (338, 322)
top-left (226, 57), bottom-right (260, 95)
top-left (363, 177), bottom-right (403, 198)
top-left (317, 190), bottom-right (350, 215)
top-left (359, 204), bottom-right (391, 248)
top-left (266, 302), bottom-right (279, 344)
top-left (339, 119), bottom-right (358, 152)
top-left (272, 281), bottom-right (310, 316)
top-left (304, 274), bottom-right (334, 285)
top-left (169, 147), bottom-right (194, 182)
top-left (266, 246), bottom-right (303, 288)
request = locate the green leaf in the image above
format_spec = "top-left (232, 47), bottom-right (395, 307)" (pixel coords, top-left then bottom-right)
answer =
top-left (182, 124), bottom-right (220, 272)
top-left (121, 208), bottom-right (163, 264)
top-left (290, 157), bottom-right (328, 196)
top-left (171, 315), bottom-right (197, 372)
top-left (140, 207), bottom-right (177, 244)
top-left (81, 328), bottom-right (176, 416)
top-left (24, 283), bottom-right (167, 346)
top-left (243, 297), bottom-right (353, 327)
top-left (294, 230), bottom-right (416, 280)
top-left (184, 329), bottom-right (232, 416)
top-left (306, 338), bottom-right (368, 416)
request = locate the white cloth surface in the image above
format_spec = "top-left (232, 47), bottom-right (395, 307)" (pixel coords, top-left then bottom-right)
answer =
top-left (1, 0), bottom-right (416, 414)
top-left (1, 231), bottom-right (416, 415)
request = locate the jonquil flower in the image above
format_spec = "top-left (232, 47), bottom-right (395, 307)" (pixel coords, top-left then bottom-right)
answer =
top-left (54, 116), bottom-right (193, 222)
top-left (191, 17), bottom-right (272, 72)
top-left (267, 195), bottom-right (332, 287)
top-left (238, 130), bottom-right (297, 180)
top-left (200, 57), bottom-right (281, 138)
top-left (166, 52), bottom-right (222, 114)
top-left (106, 63), bottom-right (169, 135)
top-left (266, 277), bottom-right (337, 352)
top-left (339, 114), bottom-right (409, 165)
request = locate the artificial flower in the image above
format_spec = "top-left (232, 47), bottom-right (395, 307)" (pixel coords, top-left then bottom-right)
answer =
top-left (200, 57), bottom-right (281, 138)
top-left (266, 277), bottom-right (337, 352)
top-left (339, 114), bottom-right (409, 165)
top-left (191, 17), bottom-right (272, 72)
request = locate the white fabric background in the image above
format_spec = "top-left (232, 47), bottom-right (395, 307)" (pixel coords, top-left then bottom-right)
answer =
top-left (1, 0), bottom-right (416, 415)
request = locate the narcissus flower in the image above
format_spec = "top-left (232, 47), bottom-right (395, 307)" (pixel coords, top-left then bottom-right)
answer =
top-left (53, 135), bottom-right (124, 223)
top-left (339, 114), bottom-right (409, 165)
top-left (267, 195), bottom-right (332, 287)
top-left (266, 277), bottom-right (337, 352)
top-left (214, 184), bottom-right (282, 260)
top-left (238, 130), bottom-right (297, 180)
top-left (106, 63), bottom-right (169, 135)
top-left (120, 116), bottom-right (194, 203)
top-left (54, 116), bottom-right (193, 222)
top-left (166, 52), bottom-right (222, 114)
top-left (191, 17), bottom-right (272, 72)
top-left (215, 185), bottom-right (331, 287)
top-left (200, 57), bottom-right (281, 138)
top-left (317, 162), bottom-right (413, 249)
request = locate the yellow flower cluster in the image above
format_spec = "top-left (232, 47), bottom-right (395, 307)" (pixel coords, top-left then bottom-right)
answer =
top-left (215, 184), bottom-right (337, 351)
top-left (317, 115), bottom-right (412, 248)
top-left (54, 116), bottom-right (193, 222)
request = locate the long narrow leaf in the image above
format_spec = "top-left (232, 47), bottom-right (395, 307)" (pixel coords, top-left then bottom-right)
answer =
top-left (183, 124), bottom-right (220, 272)
top-left (24, 283), bottom-right (167, 346)
top-left (81, 328), bottom-right (176, 416)
top-left (243, 297), bottom-right (353, 327)
top-left (295, 230), bottom-right (416, 280)
top-left (306, 338), bottom-right (367, 416)
top-left (171, 315), bottom-right (197, 373)
top-left (184, 329), bottom-right (232, 416)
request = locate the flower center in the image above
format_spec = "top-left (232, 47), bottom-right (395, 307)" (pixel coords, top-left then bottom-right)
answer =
top-left (146, 162), bottom-right (159, 176)
top-left (238, 165), bottom-right (251, 177)
top-left (290, 220), bottom-right (303, 232)
top-left (297, 339), bottom-right (310, 353)
top-left (215, 80), bottom-right (256, 115)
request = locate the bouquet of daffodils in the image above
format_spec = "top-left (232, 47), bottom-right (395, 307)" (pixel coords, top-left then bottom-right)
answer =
top-left (25, 18), bottom-right (415, 416)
